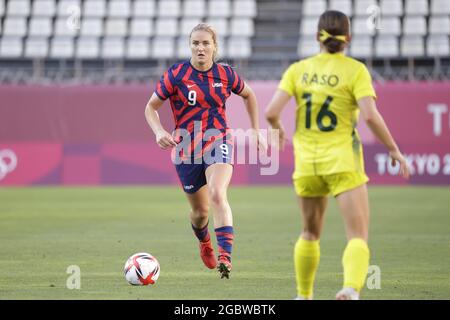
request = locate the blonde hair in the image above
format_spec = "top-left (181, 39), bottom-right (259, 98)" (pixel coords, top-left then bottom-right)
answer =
top-left (190, 23), bottom-right (219, 61)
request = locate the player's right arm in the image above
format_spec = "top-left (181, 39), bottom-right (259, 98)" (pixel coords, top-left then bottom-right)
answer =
top-left (358, 96), bottom-right (409, 179)
top-left (265, 89), bottom-right (291, 151)
top-left (265, 62), bottom-right (298, 151)
top-left (144, 93), bottom-right (177, 150)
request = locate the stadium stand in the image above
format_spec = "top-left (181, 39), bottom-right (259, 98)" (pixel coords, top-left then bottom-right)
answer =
top-left (0, 0), bottom-right (448, 83)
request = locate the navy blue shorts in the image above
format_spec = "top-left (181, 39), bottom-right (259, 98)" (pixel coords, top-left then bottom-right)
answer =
top-left (175, 140), bottom-right (233, 194)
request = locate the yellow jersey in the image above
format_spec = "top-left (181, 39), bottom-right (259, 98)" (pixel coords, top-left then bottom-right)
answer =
top-left (278, 52), bottom-right (376, 178)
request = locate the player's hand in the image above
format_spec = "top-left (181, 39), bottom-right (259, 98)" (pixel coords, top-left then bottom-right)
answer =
top-left (269, 125), bottom-right (286, 151)
top-left (389, 149), bottom-right (410, 179)
top-left (255, 130), bottom-right (267, 154)
top-left (250, 129), bottom-right (268, 155)
top-left (155, 129), bottom-right (177, 150)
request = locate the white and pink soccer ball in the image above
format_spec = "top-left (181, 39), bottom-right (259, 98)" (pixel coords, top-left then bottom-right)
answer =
top-left (124, 253), bottom-right (160, 286)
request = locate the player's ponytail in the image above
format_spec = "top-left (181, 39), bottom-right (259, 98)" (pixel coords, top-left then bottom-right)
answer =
top-left (317, 10), bottom-right (350, 54)
top-left (190, 23), bottom-right (219, 62)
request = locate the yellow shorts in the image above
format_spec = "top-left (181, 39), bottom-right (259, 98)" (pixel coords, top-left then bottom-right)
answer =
top-left (293, 172), bottom-right (369, 197)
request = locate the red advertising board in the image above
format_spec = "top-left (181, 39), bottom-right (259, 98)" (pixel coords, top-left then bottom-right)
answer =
top-left (1, 82), bottom-right (449, 186)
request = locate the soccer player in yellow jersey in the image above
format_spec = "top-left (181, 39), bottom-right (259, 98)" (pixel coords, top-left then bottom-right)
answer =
top-left (265, 11), bottom-right (410, 300)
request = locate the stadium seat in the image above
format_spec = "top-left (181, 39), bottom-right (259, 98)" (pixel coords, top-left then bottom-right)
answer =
top-left (401, 36), bottom-right (425, 57)
top-left (101, 37), bottom-right (125, 59)
top-left (24, 37), bottom-right (49, 58)
top-left (152, 37), bottom-right (175, 58)
top-left (349, 35), bottom-right (373, 58)
top-left (427, 35), bottom-right (450, 56)
top-left (216, 37), bottom-right (227, 58)
top-left (54, 17), bottom-right (79, 37)
top-left (129, 18), bottom-right (153, 37)
top-left (328, 0), bottom-right (353, 16)
top-left (352, 17), bottom-right (376, 36)
top-left (206, 18), bottom-right (228, 37)
top-left (155, 18), bottom-right (178, 37)
top-left (3, 17), bottom-right (27, 37)
top-left (83, 0), bottom-right (106, 18)
top-left (126, 37), bottom-right (151, 59)
top-left (182, 0), bottom-right (206, 18)
top-left (405, 0), bottom-right (428, 15)
top-left (380, 0), bottom-right (403, 17)
top-left (132, 0), bottom-right (156, 18)
top-left (300, 18), bottom-right (318, 36)
top-left (208, 0), bottom-right (231, 18)
top-left (0, 0), bottom-right (5, 17)
top-left (431, 0), bottom-right (450, 15)
top-left (403, 17), bottom-right (427, 36)
top-left (158, 0), bottom-right (181, 18)
top-left (375, 35), bottom-right (399, 57)
top-left (76, 37), bottom-right (100, 59)
top-left (233, 0), bottom-right (257, 18)
top-left (32, 0), bottom-right (56, 17)
top-left (228, 37), bottom-right (251, 59)
top-left (180, 18), bottom-right (202, 36)
top-left (29, 17), bottom-right (53, 37)
top-left (105, 18), bottom-right (128, 37)
top-left (80, 18), bottom-right (104, 37)
top-left (7, 0), bottom-right (30, 17)
top-left (429, 16), bottom-right (450, 35)
top-left (302, 0), bottom-right (326, 16)
top-left (378, 17), bottom-right (401, 36)
top-left (176, 36), bottom-right (191, 58)
top-left (230, 18), bottom-right (254, 37)
top-left (50, 37), bottom-right (75, 58)
top-left (0, 37), bottom-right (23, 57)
top-left (57, 0), bottom-right (80, 17)
top-left (108, 0), bottom-right (131, 18)
top-left (354, 0), bottom-right (377, 16)
top-left (298, 37), bottom-right (319, 58)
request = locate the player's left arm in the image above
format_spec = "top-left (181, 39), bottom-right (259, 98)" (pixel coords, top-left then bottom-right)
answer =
top-left (238, 83), bottom-right (258, 130)
top-left (358, 96), bottom-right (410, 179)
top-left (238, 82), bottom-right (267, 152)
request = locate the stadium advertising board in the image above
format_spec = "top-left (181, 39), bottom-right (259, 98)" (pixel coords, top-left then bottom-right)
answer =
top-left (1, 82), bottom-right (449, 185)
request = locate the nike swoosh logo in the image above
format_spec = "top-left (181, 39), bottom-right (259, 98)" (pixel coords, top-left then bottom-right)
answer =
top-left (187, 84), bottom-right (196, 88)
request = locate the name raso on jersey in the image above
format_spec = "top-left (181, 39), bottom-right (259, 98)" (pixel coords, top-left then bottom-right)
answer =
top-left (300, 72), bottom-right (340, 87)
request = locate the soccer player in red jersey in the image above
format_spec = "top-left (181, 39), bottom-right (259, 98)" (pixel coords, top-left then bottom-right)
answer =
top-left (145, 23), bottom-right (265, 278)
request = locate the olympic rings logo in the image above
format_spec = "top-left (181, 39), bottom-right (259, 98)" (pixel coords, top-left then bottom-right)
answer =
top-left (0, 149), bottom-right (17, 181)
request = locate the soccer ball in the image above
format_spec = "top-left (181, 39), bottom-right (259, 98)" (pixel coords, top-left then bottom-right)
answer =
top-left (124, 252), bottom-right (160, 286)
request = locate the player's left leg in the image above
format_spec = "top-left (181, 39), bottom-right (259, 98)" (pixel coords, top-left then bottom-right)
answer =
top-left (335, 182), bottom-right (370, 300)
top-left (205, 163), bottom-right (234, 278)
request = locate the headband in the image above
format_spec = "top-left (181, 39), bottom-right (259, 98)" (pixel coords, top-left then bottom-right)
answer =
top-left (319, 29), bottom-right (348, 43)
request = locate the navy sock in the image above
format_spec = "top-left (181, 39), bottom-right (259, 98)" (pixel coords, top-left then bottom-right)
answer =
top-left (215, 226), bottom-right (234, 262)
top-left (192, 222), bottom-right (210, 243)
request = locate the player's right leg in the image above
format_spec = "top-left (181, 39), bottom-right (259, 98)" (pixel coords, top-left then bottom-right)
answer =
top-left (176, 162), bottom-right (217, 269)
top-left (186, 185), bottom-right (217, 269)
top-left (293, 176), bottom-right (329, 300)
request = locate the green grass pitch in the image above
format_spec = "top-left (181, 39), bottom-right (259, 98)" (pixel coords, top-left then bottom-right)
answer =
top-left (0, 185), bottom-right (449, 300)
